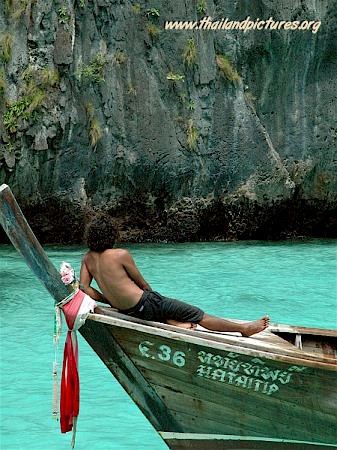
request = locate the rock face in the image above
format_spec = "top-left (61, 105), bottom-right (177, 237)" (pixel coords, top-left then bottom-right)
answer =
top-left (0, 0), bottom-right (336, 243)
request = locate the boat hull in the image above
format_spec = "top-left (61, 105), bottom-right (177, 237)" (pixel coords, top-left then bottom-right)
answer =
top-left (161, 433), bottom-right (337, 449)
top-left (81, 312), bottom-right (337, 449)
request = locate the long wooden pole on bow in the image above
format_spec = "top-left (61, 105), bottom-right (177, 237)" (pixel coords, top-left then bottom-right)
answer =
top-left (0, 183), bottom-right (72, 301)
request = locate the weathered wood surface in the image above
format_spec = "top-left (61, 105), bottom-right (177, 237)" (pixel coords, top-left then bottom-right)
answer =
top-left (103, 321), bottom-right (337, 445)
top-left (0, 184), bottom-right (71, 301)
top-left (161, 433), bottom-right (337, 449)
top-left (80, 316), bottom-right (183, 433)
top-left (269, 324), bottom-right (337, 337)
top-left (82, 313), bottom-right (337, 447)
top-left (89, 311), bottom-right (337, 369)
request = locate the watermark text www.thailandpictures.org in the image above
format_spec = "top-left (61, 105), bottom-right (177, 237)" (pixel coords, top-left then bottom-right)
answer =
top-left (164, 16), bottom-right (322, 34)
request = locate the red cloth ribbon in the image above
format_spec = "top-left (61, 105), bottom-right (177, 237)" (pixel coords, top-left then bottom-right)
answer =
top-left (60, 289), bottom-right (85, 434)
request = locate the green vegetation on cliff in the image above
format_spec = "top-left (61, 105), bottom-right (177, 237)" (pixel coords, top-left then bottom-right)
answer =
top-left (216, 54), bottom-right (241, 83)
top-left (0, 0), bottom-right (335, 243)
top-left (0, 33), bottom-right (12, 63)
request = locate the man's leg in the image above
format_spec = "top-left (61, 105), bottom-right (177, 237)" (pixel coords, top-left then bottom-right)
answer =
top-left (199, 314), bottom-right (270, 337)
top-left (167, 319), bottom-right (197, 330)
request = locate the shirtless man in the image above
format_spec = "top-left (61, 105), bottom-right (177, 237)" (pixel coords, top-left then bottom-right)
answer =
top-left (80, 214), bottom-right (270, 336)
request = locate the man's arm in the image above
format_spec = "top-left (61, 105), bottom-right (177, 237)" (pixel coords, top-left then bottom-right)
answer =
top-left (80, 257), bottom-right (109, 304)
top-left (119, 250), bottom-right (152, 291)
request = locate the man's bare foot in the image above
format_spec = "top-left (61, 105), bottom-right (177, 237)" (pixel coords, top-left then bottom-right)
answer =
top-left (240, 316), bottom-right (270, 337)
top-left (167, 319), bottom-right (197, 330)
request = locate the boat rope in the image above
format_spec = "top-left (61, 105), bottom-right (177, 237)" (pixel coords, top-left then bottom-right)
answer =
top-left (52, 359), bottom-right (59, 421)
top-left (52, 303), bottom-right (62, 422)
top-left (52, 286), bottom-right (77, 421)
top-left (53, 262), bottom-right (97, 448)
top-left (56, 290), bottom-right (78, 309)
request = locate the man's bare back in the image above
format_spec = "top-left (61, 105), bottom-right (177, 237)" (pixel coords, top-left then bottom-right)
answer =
top-left (80, 248), bottom-right (152, 310)
top-left (81, 213), bottom-right (270, 336)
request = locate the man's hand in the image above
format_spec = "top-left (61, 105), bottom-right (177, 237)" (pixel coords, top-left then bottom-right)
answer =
top-left (142, 282), bottom-right (152, 292)
top-left (82, 285), bottom-right (109, 304)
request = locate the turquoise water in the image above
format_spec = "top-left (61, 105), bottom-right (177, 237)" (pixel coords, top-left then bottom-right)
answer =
top-left (0, 240), bottom-right (336, 449)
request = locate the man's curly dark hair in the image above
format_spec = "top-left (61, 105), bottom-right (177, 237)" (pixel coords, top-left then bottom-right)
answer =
top-left (84, 213), bottom-right (119, 252)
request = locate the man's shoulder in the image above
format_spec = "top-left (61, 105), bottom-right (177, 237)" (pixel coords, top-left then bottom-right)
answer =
top-left (101, 248), bottom-right (130, 259)
top-left (82, 248), bottom-right (130, 263)
top-left (82, 250), bottom-right (91, 262)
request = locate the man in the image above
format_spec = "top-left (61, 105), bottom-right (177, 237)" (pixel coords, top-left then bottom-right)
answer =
top-left (80, 213), bottom-right (269, 336)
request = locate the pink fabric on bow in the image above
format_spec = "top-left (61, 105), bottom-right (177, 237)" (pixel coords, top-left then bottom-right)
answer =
top-left (60, 289), bottom-right (97, 439)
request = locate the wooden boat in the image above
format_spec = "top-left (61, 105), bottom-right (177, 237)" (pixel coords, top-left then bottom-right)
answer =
top-left (1, 183), bottom-right (336, 449)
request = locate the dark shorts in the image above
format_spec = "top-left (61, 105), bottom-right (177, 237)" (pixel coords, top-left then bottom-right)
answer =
top-left (119, 290), bottom-right (204, 324)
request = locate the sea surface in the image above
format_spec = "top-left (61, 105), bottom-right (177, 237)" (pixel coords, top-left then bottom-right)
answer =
top-left (0, 240), bottom-right (336, 449)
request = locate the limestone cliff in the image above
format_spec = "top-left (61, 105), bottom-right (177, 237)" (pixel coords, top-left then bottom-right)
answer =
top-left (0, 0), bottom-right (336, 243)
